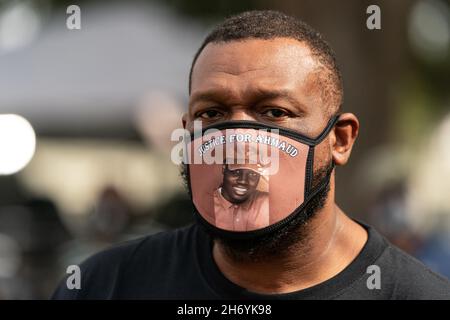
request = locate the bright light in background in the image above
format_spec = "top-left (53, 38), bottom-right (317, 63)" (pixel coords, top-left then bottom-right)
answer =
top-left (0, 1), bottom-right (43, 54)
top-left (0, 114), bottom-right (36, 175)
top-left (408, 0), bottom-right (450, 62)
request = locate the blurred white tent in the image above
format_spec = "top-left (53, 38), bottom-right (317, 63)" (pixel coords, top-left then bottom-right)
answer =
top-left (0, 1), bottom-right (204, 135)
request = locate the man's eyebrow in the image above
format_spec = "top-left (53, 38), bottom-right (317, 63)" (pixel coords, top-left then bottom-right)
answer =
top-left (189, 88), bottom-right (307, 112)
top-left (253, 89), bottom-right (305, 110)
top-left (189, 91), bottom-right (224, 106)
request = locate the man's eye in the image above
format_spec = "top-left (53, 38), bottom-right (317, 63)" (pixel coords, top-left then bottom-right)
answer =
top-left (228, 170), bottom-right (240, 176)
top-left (263, 108), bottom-right (288, 118)
top-left (198, 109), bottom-right (222, 119)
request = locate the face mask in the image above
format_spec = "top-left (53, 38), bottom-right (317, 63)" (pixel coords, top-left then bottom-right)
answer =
top-left (184, 115), bottom-right (339, 239)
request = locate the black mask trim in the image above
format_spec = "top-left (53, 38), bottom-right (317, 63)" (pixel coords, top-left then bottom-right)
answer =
top-left (190, 115), bottom-right (340, 147)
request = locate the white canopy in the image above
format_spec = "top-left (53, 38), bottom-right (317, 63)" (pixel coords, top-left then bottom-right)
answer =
top-left (0, 2), bottom-right (205, 133)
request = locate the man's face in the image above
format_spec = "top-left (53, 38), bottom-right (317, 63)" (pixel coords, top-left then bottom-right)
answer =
top-left (222, 165), bottom-right (261, 204)
top-left (183, 37), bottom-right (342, 260)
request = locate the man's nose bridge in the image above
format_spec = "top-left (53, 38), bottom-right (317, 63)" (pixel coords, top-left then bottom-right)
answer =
top-left (229, 108), bottom-right (255, 121)
top-left (237, 170), bottom-right (248, 182)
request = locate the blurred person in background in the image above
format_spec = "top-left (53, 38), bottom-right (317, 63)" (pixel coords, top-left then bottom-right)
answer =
top-left (50, 10), bottom-right (450, 299)
top-left (88, 186), bottom-right (131, 242)
top-left (0, 198), bottom-right (70, 299)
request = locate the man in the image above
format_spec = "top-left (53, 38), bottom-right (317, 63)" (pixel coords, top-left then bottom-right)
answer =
top-left (213, 163), bottom-right (269, 231)
top-left (52, 10), bottom-right (450, 299)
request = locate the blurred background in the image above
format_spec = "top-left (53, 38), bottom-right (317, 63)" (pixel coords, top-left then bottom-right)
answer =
top-left (0, 0), bottom-right (449, 299)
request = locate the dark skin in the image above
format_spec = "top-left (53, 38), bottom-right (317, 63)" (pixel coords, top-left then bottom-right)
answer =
top-left (182, 38), bottom-right (368, 294)
top-left (221, 165), bottom-right (261, 204)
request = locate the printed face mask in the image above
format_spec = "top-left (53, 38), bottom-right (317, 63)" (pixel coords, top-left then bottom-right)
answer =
top-left (184, 115), bottom-right (339, 239)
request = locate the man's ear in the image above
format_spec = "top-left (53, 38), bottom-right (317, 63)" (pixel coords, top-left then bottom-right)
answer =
top-left (182, 113), bottom-right (188, 129)
top-left (330, 113), bottom-right (359, 166)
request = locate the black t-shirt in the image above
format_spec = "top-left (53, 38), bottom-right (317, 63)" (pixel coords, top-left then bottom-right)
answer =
top-left (51, 222), bottom-right (450, 300)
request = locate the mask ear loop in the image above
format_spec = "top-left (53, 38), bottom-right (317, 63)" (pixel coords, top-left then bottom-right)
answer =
top-left (305, 147), bottom-right (315, 194)
top-left (305, 113), bottom-right (341, 196)
top-left (310, 113), bottom-right (341, 145)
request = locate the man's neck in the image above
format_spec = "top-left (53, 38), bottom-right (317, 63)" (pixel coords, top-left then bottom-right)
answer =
top-left (212, 203), bottom-right (368, 294)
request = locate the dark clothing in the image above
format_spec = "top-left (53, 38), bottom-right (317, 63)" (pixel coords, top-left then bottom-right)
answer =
top-left (52, 222), bottom-right (450, 300)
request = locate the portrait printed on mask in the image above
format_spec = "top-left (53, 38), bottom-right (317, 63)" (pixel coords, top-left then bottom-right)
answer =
top-left (213, 160), bottom-right (270, 231)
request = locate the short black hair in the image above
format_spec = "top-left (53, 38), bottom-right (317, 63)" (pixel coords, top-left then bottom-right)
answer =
top-left (189, 10), bottom-right (343, 114)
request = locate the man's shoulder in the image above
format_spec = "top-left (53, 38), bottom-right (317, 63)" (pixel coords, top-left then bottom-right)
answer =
top-left (86, 224), bottom-right (200, 269)
top-left (51, 224), bottom-right (202, 299)
top-left (379, 241), bottom-right (450, 299)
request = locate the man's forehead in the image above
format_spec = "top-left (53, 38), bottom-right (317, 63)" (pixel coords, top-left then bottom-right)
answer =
top-left (191, 38), bottom-right (320, 92)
